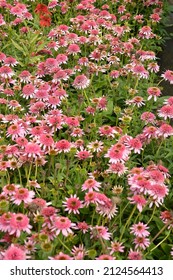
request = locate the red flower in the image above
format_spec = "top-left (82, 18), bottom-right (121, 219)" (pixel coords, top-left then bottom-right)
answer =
top-left (39, 15), bottom-right (51, 27)
top-left (35, 4), bottom-right (51, 15)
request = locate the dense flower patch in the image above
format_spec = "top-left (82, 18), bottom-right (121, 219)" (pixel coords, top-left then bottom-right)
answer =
top-left (0, 0), bottom-right (173, 260)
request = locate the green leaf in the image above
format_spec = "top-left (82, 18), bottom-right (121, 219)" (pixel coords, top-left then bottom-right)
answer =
top-left (161, 243), bottom-right (171, 254)
top-left (11, 39), bottom-right (24, 53)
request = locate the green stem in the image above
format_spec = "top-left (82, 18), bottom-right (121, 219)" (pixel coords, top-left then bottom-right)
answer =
top-left (119, 205), bottom-right (136, 242)
top-left (150, 220), bottom-right (172, 245)
top-left (57, 236), bottom-right (71, 253)
top-left (17, 167), bottom-right (23, 186)
top-left (27, 160), bottom-right (33, 186)
top-left (34, 162), bottom-right (38, 180)
top-left (147, 205), bottom-right (156, 225)
top-left (83, 89), bottom-right (90, 105)
top-left (150, 231), bottom-right (171, 253)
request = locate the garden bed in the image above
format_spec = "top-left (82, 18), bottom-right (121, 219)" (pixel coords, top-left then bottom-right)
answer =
top-left (0, 0), bottom-right (173, 260)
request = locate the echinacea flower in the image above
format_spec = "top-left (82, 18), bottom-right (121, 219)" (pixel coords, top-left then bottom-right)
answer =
top-left (73, 74), bottom-right (90, 89)
top-left (130, 222), bottom-right (150, 237)
top-left (62, 194), bottom-right (83, 214)
top-left (9, 213), bottom-right (32, 237)
top-left (11, 188), bottom-right (35, 205)
top-left (49, 252), bottom-right (73, 260)
top-left (52, 216), bottom-right (75, 236)
top-left (3, 244), bottom-right (26, 260)
top-left (82, 178), bottom-right (101, 192)
top-left (128, 249), bottom-right (143, 260)
top-left (96, 254), bottom-right (115, 260)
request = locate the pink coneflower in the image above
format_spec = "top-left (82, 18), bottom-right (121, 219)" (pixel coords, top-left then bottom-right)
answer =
top-left (160, 210), bottom-right (173, 225)
top-left (71, 127), bottom-right (84, 137)
top-left (0, 14), bottom-right (5, 25)
top-left (53, 88), bottom-right (67, 99)
top-left (28, 180), bottom-right (41, 189)
top-left (3, 244), bottom-right (26, 260)
top-left (38, 134), bottom-right (54, 150)
top-left (41, 206), bottom-right (57, 218)
top-left (11, 188), bottom-right (35, 205)
top-left (35, 89), bottom-right (49, 101)
top-left (0, 52), bottom-right (6, 62)
top-left (2, 184), bottom-right (19, 196)
top-left (7, 123), bottom-right (25, 140)
top-left (138, 25), bottom-right (154, 39)
top-left (73, 74), bottom-right (90, 89)
top-left (82, 178), bottom-right (101, 192)
top-left (76, 222), bottom-right (89, 233)
top-left (78, 57), bottom-right (88, 66)
top-left (148, 169), bottom-right (165, 184)
top-left (71, 244), bottom-right (87, 260)
top-left (141, 112), bottom-right (156, 124)
top-left (31, 198), bottom-right (50, 209)
top-left (126, 96), bottom-right (145, 107)
top-left (125, 137), bottom-right (143, 154)
top-left (22, 84), bottom-right (35, 99)
top-left (147, 87), bottom-right (161, 101)
top-left (91, 225), bottom-right (111, 240)
top-left (4, 56), bottom-right (18, 67)
top-left (128, 249), bottom-right (143, 260)
top-left (62, 194), bottom-right (83, 214)
top-left (75, 149), bottom-right (92, 160)
top-left (96, 254), bottom-right (115, 260)
top-left (105, 143), bottom-right (130, 163)
top-left (96, 199), bottom-right (118, 219)
top-left (143, 126), bottom-right (158, 139)
top-left (147, 62), bottom-right (160, 73)
top-left (133, 236), bottom-right (150, 250)
top-left (99, 125), bottom-right (117, 138)
top-left (158, 104), bottom-right (173, 120)
top-left (24, 142), bottom-right (42, 158)
top-left (84, 191), bottom-right (98, 206)
top-left (24, 238), bottom-right (36, 254)
top-left (49, 252), bottom-right (73, 260)
top-left (19, 70), bottom-right (31, 83)
top-left (157, 123), bottom-right (173, 138)
top-left (52, 216), bottom-right (75, 236)
top-left (30, 126), bottom-right (44, 138)
top-left (87, 140), bottom-right (104, 152)
top-left (47, 40), bottom-right (59, 51)
top-left (0, 212), bottom-right (13, 233)
top-left (10, 3), bottom-right (27, 16)
top-left (164, 96), bottom-right (173, 106)
top-left (130, 222), bottom-right (150, 237)
top-left (110, 241), bottom-right (125, 253)
top-left (8, 100), bottom-right (21, 110)
top-left (52, 70), bottom-right (69, 83)
top-left (55, 139), bottom-right (71, 153)
top-left (67, 43), bottom-right (80, 55)
top-left (110, 70), bottom-right (120, 78)
top-left (65, 116), bottom-right (80, 127)
top-left (56, 54), bottom-right (68, 65)
top-left (161, 70), bottom-right (173, 84)
top-left (132, 64), bottom-right (149, 79)
top-left (0, 65), bottom-right (14, 78)
top-left (3, 88), bottom-right (14, 96)
top-left (149, 184), bottom-right (168, 206)
top-left (150, 13), bottom-right (161, 22)
top-left (107, 162), bottom-right (128, 176)
top-left (15, 136), bottom-right (28, 147)
top-left (86, 106), bottom-right (96, 115)
top-left (9, 213), bottom-right (32, 237)
top-left (128, 194), bottom-right (147, 212)
top-left (45, 58), bottom-right (58, 71)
